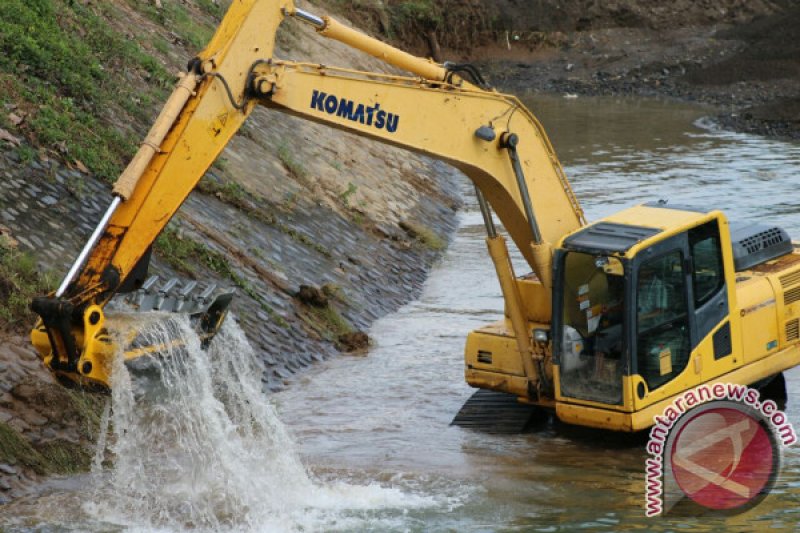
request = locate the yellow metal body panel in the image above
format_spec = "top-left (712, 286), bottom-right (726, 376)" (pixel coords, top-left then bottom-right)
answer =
top-left (466, 320), bottom-right (527, 377)
top-left (755, 250), bottom-right (800, 347)
top-left (556, 344), bottom-right (800, 432)
top-left (516, 277), bottom-right (552, 323)
top-left (261, 62), bottom-right (584, 275)
top-left (465, 319), bottom-right (550, 398)
top-left (600, 205), bottom-right (704, 232)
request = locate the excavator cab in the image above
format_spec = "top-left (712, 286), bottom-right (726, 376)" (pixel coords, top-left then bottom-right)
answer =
top-left (552, 206), bottom-right (736, 429)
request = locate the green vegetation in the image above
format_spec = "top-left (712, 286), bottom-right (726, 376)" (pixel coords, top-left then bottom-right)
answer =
top-left (401, 220), bottom-right (445, 250)
top-left (339, 182), bottom-right (358, 207)
top-left (36, 439), bottom-right (92, 474)
top-left (390, 0), bottom-right (441, 31)
top-left (0, 239), bottom-right (55, 330)
top-left (0, 0), bottom-right (173, 181)
top-left (0, 385), bottom-right (102, 475)
top-left (415, 225), bottom-right (445, 250)
top-left (15, 144), bottom-right (36, 166)
top-left (322, 283), bottom-right (346, 303)
top-left (309, 305), bottom-right (355, 343)
top-left (196, 0), bottom-right (227, 20)
top-left (229, 272), bottom-right (289, 328)
top-left (131, 0), bottom-right (216, 51)
top-left (154, 225), bottom-right (288, 327)
top-left (0, 422), bottom-right (48, 474)
top-left (153, 35), bottom-right (171, 55)
top-left (154, 226), bottom-right (233, 278)
top-left (277, 142), bottom-right (308, 180)
top-left (198, 176), bottom-right (251, 209)
top-left (296, 284), bottom-right (357, 347)
top-left (66, 389), bottom-right (105, 440)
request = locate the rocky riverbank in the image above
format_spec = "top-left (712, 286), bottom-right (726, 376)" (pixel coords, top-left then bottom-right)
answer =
top-left (0, 0), bottom-right (462, 503)
top-left (472, 2), bottom-right (800, 140)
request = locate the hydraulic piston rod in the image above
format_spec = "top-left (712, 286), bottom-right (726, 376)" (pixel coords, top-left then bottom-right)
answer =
top-left (55, 197), bottom-right (121, 297)
top-left (288, 7), bottom-right (447, 81)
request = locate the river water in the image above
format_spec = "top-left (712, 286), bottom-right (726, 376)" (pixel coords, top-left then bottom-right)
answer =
top-left (4, 95), bottom-right (800, 531)
top-left (271, 95), bottom-right (800, 531)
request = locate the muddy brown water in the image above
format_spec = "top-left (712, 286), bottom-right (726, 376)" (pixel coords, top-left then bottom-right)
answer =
top-left (3, 94), bottom-right (800, 531)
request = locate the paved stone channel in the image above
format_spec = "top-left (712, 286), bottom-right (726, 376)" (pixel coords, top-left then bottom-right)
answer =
top-left (0, 142), bottom-right (462, 391)
top-left (0, 1), bottom-right (468, 505)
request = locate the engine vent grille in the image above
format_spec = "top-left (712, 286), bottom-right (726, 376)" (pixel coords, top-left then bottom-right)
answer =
top-left (477, 350), bottom-right (493, 364)
top-left (780, 269), bottom-right (800, 289)
top-left (730, 222), bottom-right (792, 271)
top-left (740, 227), bottom-right (786, 253)
top-left (785, 286), bottom-right (800, 306)
top-left (787, 319), bottom-right (799, 342)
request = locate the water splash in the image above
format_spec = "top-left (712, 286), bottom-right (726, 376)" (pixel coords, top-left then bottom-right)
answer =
top-left (88, 315), bottom-right (438, 532)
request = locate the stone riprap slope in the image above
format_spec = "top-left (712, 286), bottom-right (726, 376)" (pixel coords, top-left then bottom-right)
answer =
top-left (0, 1), bottom-right (464, 500)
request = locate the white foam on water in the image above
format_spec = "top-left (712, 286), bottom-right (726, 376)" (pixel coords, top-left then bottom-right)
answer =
top-left (86, 315), bottom-right (442, 532)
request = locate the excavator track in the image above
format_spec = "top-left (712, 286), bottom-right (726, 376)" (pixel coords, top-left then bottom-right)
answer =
top-left (451, 390), bottom-right (548, 434)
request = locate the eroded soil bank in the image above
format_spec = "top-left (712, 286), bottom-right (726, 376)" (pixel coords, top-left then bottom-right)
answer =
top-left (340, 0), bottom-right (799, 140)
top-left (466, 1), bottom-right (800, 140)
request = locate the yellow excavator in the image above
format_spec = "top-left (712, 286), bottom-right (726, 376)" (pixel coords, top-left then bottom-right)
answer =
top-left (30, 0), bottom-right (800, 431)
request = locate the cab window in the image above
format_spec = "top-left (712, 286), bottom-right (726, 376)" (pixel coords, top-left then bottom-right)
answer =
top-left (559, 252), bottom-right (626, 405)
top-left (689, 222), bottom-right (724, 307)
top-left (636, 250), bottom-right (690, 390)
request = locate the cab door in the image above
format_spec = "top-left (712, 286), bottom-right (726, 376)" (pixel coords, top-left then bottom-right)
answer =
top-left (688, 220), bottom-right (733, 380)
top-left (632, 235), bottom-right (694, 403)
top-left (631, 219), bottom-right (731, 407)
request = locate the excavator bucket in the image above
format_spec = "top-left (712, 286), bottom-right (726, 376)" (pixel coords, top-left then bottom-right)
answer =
top-left (31, 276), bottom-right (234, 392)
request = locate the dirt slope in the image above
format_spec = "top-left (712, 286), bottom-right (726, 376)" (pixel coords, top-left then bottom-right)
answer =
top-left (468, 0), bottom-right (800, 139)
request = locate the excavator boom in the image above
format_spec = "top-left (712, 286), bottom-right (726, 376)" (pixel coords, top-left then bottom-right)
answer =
top-left (31, 1), bottom-right (583, 396)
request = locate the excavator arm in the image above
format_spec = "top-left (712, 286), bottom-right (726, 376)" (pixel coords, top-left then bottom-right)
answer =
top-left (257, 59), bottom-right (584, 270)
top-left (31, 0), bottom-right (584, 391)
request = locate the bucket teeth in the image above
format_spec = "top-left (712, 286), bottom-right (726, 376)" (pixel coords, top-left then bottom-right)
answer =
top-left (116, 276), bottom-right (235, 317)
top-left (197, 283), bottom-right (217, 304)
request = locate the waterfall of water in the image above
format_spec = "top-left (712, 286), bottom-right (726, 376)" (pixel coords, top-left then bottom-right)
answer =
top-left (88, 315), bottom-right (435, 532)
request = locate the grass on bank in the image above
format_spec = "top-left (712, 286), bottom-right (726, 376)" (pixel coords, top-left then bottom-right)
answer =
top-left (0, 387), bottom-right (102, 475)
top-left (0, 0), bottom-right (180, 181)
top-left (0, 237), bottom-right (55, 330)
top-left (154, 225), bottom-right (288, 327)
top-left (131, 0), bottom-right (217, 50)
top-left (400, 220), bottom-right (445, 250)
